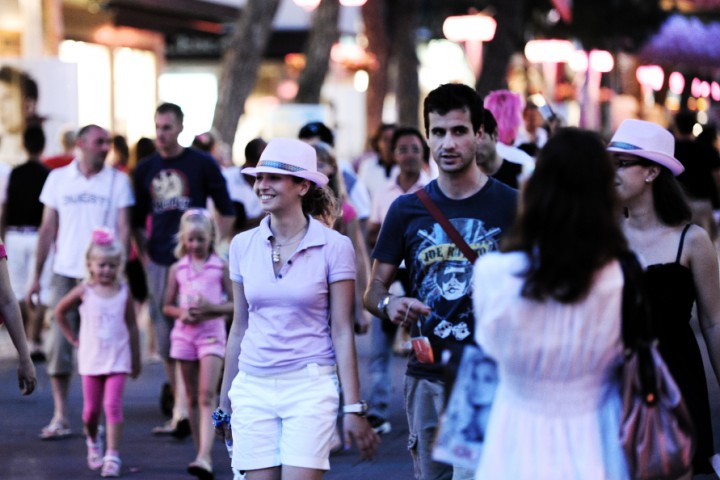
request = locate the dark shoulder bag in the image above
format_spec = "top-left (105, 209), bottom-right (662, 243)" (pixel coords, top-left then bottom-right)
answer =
top-left (618, 252), bottom-right (695, 480)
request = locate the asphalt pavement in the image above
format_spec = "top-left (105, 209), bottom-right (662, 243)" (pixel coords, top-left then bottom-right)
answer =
top-left (3, 310), bottom-right (720, 479)
top-left (0, 328), bottom-right (415, 479)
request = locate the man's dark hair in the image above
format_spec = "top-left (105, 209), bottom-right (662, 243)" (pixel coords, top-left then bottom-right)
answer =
top-left (156, 102), bottom-right (184, 123)
top-left (244, 138), bottom-right (267, 168)
top-left (369, 123), bottom-right (396, 153)
top-left (23, 125), bottom-right (45, 155)
top-left (483, 108), bottom-right (498, 137)
top-left (77, 124), bottom-right (103, 139)
top-left (390, 126), bottom-right (430, 165)
top-left (423, 83), bottom-right (485, 136)
top-left (298, 122), bottom-right (334, 146)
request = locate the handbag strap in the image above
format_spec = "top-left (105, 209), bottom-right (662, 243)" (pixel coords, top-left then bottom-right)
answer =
top-left (618, 251), bottom-right (658, 405)
top-left (415, 189), bottom-right (478, 264)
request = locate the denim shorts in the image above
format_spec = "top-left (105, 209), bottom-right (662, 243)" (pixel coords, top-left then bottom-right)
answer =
top-left (228, 363), bottom-right (339, 471)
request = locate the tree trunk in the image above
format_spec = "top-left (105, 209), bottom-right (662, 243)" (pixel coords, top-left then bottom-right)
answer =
top-left (362, 0), bottom-right (391, 141)
top-left (393, 0), bottom-right (420, 128)
top-left (475, 0), bottom-right (524, 97)
top-left (212, 0), bottom-right (280, 148)
top-left (294, 0), bottom-right (340, 104)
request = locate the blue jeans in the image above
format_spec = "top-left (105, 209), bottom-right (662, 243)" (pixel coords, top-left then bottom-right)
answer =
top-left (368, 316), bottom-right (395, 418)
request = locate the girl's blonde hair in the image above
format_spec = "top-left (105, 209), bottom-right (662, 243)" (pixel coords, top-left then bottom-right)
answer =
top-left (85, 228), bottom-right (125, 282)
top-left (174, 208), bottom-right (216, 259)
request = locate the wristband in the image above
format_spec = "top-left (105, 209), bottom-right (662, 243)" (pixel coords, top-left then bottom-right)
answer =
top-left (212, 407), bottom-right (231, 428)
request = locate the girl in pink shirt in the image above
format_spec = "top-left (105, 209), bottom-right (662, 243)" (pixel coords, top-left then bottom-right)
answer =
top-left (162, 209), bottom-right (233, 479)
top-left (56, 229), bottom-right (141, 478)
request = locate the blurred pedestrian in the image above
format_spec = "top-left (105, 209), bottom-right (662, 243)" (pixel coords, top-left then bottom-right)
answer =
top-left (43, 128), bottom-right (76, 170)
top-left (133, 103), bottom-right (234, 437)
top-left (673, 111), bottom-right (720, 242)
top-left (163, 209), bottom-right (233, 479)
top-left (473, 128), bottom-right (630, 479)
top-left (218, 138), bottom-right (378, 479)
top-left (365, 126), bottom-right (430, 436)
top-left (55, 229), bottom-right (140, 477)
top-left (299, 121), bottom-right (371, 236)
top-left (483, 91), bottom-right (535, 188)
top-left (356, 123), bottom-right (398, 200)
top-left (29, 124), bottom-right (134, 440)
top-left (0, 125), bottom-right (50, 361)
top-left (610, 118), bottom-right (720, 475)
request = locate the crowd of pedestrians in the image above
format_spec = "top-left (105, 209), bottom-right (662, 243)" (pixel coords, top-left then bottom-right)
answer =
top-left (1, 81), bottom-right (720, 480)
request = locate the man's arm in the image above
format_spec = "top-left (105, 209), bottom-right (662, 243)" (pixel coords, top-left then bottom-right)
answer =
top-left (116, 206), bottom-right (131, 258)
top-left (26, 206), bottom-right (58, 305)
top-left (364, 260), bottom-right (430, 326)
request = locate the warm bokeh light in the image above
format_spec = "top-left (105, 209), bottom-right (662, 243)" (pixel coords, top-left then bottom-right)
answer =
top-left (712, 81), bottom-right (720, 101)
top-left (691, 77), bottom-right (702, 97)
top-left (668, 72), bottom-right (685, 95)
top-left (636, 65), bottom-right (664, 91)
top-left (524, 39), bottom-right (574, 63)
top-left (568, 50), bottom-right (588, 72)
top-left (442, 14), bottom-right (497, 42)
top-left (339, 0), bottom-right (367, 6)
top-left (589, 50), bottom-right (614, 73)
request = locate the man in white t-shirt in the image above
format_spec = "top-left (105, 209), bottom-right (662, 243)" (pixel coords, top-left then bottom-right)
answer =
top-left (28, 124), bottom-right (135, 440)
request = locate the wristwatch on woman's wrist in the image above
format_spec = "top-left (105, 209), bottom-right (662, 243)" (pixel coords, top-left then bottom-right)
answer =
top-left (343, 401), bottom-right (368, 416)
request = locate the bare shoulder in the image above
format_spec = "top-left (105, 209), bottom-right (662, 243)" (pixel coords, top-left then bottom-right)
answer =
top-left (684, 224), bottom-right (717, 264)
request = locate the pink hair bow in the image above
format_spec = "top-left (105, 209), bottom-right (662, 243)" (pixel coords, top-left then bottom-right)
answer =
top-left (92, 227), bottom-right (115, 245)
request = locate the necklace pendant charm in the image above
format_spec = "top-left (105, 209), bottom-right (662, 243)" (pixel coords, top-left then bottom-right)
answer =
top-left (272, 247), bottom-right (281, 264)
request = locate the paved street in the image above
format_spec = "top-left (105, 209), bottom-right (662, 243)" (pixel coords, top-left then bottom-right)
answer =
top-left (3, 312), bottom-right (720, 479)
top-left (0, 329), bottom-right (415, 479)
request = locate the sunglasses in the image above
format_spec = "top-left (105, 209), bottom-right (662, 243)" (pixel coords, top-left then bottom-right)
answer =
top-left (614, 158), bottom-right (646, 169)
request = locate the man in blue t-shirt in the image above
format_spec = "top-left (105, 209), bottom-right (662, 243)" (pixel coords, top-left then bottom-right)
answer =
top-left (133, 102), bottom-right (234, 436)
top-left (365, 83), bottom-right (517, 480)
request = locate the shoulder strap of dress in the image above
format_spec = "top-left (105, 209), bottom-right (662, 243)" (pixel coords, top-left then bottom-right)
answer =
top-left (675, 224), bottom-right (692, 263)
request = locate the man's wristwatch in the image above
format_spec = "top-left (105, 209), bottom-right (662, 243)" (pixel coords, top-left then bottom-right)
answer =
top-left (343, 401), bottom-right (368, 416)
top-left (377, 295), bottom-right (392, 318)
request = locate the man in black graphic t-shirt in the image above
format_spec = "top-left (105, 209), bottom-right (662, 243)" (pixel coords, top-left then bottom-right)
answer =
top-left (365, 84), bottom-right (517, 480)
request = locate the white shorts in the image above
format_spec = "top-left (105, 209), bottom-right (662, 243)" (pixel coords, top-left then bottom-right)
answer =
top-left (228, 363), bottom-right (339, 471)
top-left (5, 230), bottom-right (54, 304)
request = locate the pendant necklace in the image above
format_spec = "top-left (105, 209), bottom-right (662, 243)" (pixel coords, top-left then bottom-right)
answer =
top-left (271, 223), bottom-right (308, 264)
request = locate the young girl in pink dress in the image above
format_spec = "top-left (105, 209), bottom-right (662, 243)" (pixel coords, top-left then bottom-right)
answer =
top-left (56, 228), bottom-right (141, 478)
top-left (162, 209), bottom-right (233, 479)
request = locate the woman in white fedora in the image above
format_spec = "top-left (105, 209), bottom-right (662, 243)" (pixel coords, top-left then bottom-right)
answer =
top-left (610, 119), bottom-right (720, 475)
top-left (217, 138), bottom-right (378, 480)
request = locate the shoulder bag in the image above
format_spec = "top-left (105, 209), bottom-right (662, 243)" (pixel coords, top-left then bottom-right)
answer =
top-left (618, 252), bottom-right (695, 480)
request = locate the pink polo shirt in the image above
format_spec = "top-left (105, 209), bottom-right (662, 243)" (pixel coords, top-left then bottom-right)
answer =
top-left (228, 215), bottom-right (356, 375)
top-left (369, 172), bottom-right (430, 225)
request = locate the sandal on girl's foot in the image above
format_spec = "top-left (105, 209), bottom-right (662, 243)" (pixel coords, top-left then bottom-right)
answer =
top-left (100, 455), bottom-right (121, 478)
top-left (86, 425), bottom-right (105, 470)
top-left (187, 459), bottom-right (214, 480)
top-left (39, 419), bottom-right (72, 440)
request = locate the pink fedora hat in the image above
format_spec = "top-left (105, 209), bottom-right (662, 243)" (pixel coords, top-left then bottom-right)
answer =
top-left (242, 138), bottom-right (329, 187)
top-left (607, 119), bottom-right (684, 176)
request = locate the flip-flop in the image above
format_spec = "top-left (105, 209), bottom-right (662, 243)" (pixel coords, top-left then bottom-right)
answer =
top-left (187, 459), bottom-right (214, 480)
top-left (39, 420), bottom-right (72, 440)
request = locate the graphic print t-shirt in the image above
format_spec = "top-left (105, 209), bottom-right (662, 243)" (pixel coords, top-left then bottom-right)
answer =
top-left (132, 148), bottom-right (234, 265)
top-left (372, 178), bottom-right (517, 380)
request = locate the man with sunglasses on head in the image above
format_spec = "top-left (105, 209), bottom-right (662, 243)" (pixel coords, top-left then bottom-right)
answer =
top-left (132, 103), bottom-right (234, 438)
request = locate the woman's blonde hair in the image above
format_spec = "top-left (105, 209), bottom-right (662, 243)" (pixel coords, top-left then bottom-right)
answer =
top-left (174, 208), bottom-right (216, 259)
